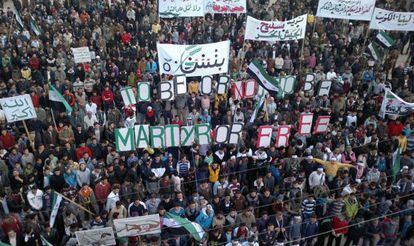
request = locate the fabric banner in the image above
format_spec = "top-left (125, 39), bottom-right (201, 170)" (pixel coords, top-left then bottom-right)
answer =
top-left (75, 227), bottom-right (116, 246)
top-left (49, 193), bottom-right (62, 228)
top-left (120, 87), bottom-right (137, 106)
top-left (157, 40), bottom-right (230, 77)
top-left (0, 94), bottom-right (37, 122)
top-left (49, 84), bottom-right (73, 114)
top-left (368, 42), bottom-right (381, 60)
top-left (247, 59), bottom-right (280, 92)
top-left (380, 90), bottom-right (414, 118)
top-left (376, 31), bottom-right (395, 48)
top-left (369, 8), bottom-right (414, 31)
top-left (41, 236), bottom-right (53, 246)
top-left (204, 0), bottom-right (246, 14)
top-left (159, 0), bottom-right (204, 18)
top-left (163, 212), bottom-right (205, 241)
top-left (245, 15), bottom-right (307, 42)
top-left (71, 47), bottom-right (92, 63)
top-left (316, 0), bottom-right (376, 21)
top-left (114, 214), bottom-right (161, 237)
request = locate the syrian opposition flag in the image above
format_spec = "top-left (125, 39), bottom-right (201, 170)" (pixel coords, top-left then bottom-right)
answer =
top-left (368, 42), bottom-right (381, 61)
top-left (49, 84), bottom-right (73, 114)
top-left (162, 213), bottom-right (204, 241)
top-left (250, 91), bottom-right (266, 123)
top-left (40, 236), bottom-right (54, 246)
top-left (376, 31), bottom-right (395, 48)
top-left (49, 192), bottom-right (62, 228)
top-left (247, 59), bottom-right (280, 92)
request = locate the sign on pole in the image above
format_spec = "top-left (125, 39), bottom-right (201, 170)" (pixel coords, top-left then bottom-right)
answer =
top-left (0, 94), bottom-right (37, 122)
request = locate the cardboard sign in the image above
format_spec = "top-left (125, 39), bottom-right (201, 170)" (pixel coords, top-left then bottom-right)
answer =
top-left (276, 125), bottom-right (291, 147)
top-left (298, 113), bottom-right (314, 135)
top-left (0, 94), bottom-right (37, 122)
top-left (313, 116), bottom-right (330, 134)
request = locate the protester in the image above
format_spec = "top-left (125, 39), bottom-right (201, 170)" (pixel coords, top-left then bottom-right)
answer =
top-left (0, 0), bottom-right (413, 245)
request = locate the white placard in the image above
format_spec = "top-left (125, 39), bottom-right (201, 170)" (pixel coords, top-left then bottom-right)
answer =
top-left (114, 214), bottom-right (161, 237)
top-left (75, 227), bottom-right (116, 246)
top-left (159, 0), bottom-right (204, 18)
top-left (0, 94), bottom-right (37, 122)
top-left (71, 47), bottom-right (92, 63)
top-left (316, 0), bottom-right (376, 21)
top-left (115, 128), bottom-right (135, 152)
top-left (369, 8), bottom-right (414, 31)
top-left (245, 15), bottom-right (307, 42)
top-left (157, 41), bottom-right (230, 77)
top-left (121, 87), bottom-right (137, 106)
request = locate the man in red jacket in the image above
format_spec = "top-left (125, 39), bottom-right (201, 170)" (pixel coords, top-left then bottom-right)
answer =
top-left (328, 215), bottom-right (349, 246)
top-left (94, 176), bottom-right (112, 212)
top-left (388, 119), bottom-right (403, 137)
top-left (0, 130), bottom-right (16, 150)
top-left (101, 86), bottom-right (114, 112)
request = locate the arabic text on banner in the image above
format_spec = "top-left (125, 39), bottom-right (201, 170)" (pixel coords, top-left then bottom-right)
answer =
top-left (114, 214), bottom-right (161, 237)
top-left (316, 0), bottom-right (376, 21)
top-left (204, 0), bottom-right (246, 14)
top-left (244, 15), bottom-right (307, 42)
top-left (71, 47), bottom-right (92, 64)
top-left (380, 90), bottom-right (414, 118)
top-left (369, 8), bottom-right (414, 31)
top-left (157, 40), bottom-right (230, 77)
top-left (0, 94), bottom-right (37, 123)
top-left (159, 0), bottom-right (204, 18)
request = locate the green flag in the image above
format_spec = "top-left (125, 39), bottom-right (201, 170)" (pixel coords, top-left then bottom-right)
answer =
top-left (392, 149), bottom-right (401, 182)
top-left (41, 236), bottom-right (53, 246)
top-left (49, 84), bottom-right (73, 114)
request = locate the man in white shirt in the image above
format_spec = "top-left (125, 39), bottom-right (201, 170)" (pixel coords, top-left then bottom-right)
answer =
top-left (326, 67), bottom-right (337, 80)
top-left (274, 54), bottom-right (284, 72)
top-left (27, 185), bottom-right (44, 211)
top-left (84, 111), bottom-right (98, 129)
top-left (308, 167), bottom-right (325, 190)
top-left (346, 111), bottom-right (358, 127)
top-left (85, 99), bottom-right (98, 116)
top-left (106, 185), bottom-right (120, 212)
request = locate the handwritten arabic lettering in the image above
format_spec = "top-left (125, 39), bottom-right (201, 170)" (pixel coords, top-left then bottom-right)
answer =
top-left (160, 3), bottom-right (202, 17)
top-left (320, 1), bottom-right (373, 16)
top-left (160, 47), bottom-right (227, 75)
top-left (0, 95), bottom-right (37, 122)
top-left (252, 16), bottom-right (306, 41)
top-left (375, 11), bottom-right (414, 26)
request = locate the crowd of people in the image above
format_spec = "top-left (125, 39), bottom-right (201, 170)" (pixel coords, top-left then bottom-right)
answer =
top-left (0, 0), bottom-right (414, 245)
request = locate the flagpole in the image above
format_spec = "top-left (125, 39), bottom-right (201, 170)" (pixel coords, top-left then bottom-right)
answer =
top-left (50, 108), bottom-right (58, 129)
top-left (54, 191), bottom-right (95, 216)
top-left (22, 120), bottom-right (35, 150)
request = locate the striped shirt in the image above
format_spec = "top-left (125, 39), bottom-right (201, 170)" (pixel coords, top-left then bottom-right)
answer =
top-left (302, 199), bottom-right (316, 216)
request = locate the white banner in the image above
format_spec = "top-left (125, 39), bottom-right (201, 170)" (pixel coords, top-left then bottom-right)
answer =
top-left (159, 0), bottom-right (204, 18)
top-left (380, 90), bottom-right (414, 118)
top-left (204, 0), bottom-right (246, 14)
top-left (75, 227), bottom-right (116, 246)
top-left (0, 94), bottom-right (37, 122)
top-left (369, 8), bottom-right (414, 31)
top-left (245, 15), bottom-right (307, 42)
top-left (157, 40), bottom-right (230, 77)
top-left (71, 47), bottom-right (92, 63)
top-left (114, 214), bottom-right (161, 237)
top-left (316, 0), bottom-right (376, 21)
